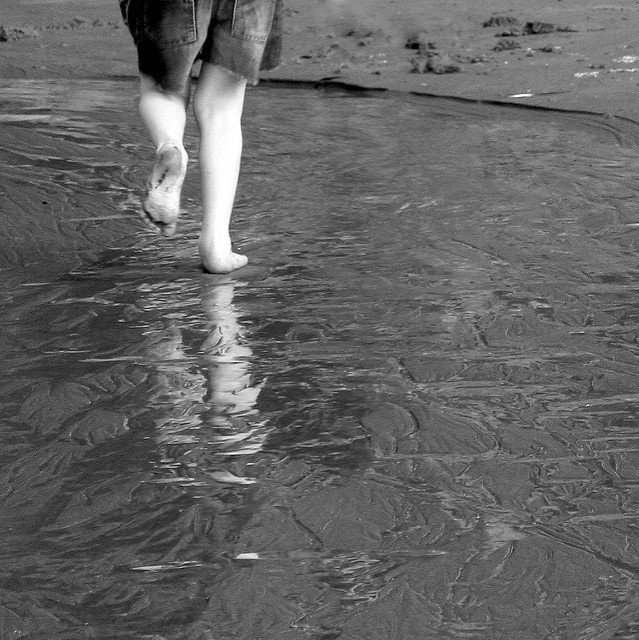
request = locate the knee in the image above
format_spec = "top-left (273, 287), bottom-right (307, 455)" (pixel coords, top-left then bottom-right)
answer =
top-left (193, 66), bottom-right (246, 125)
top-left (141, 81), bottom-right (189, 105)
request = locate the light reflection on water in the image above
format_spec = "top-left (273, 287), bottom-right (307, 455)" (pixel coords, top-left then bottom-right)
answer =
top-left (2, 79), bottom-right (639, 639)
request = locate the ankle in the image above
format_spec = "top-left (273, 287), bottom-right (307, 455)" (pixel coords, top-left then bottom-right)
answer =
top-left (200, 228), bottom-right (231, 247)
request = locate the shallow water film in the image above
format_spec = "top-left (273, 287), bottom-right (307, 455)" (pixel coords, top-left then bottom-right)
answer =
top-left (3, 79), bottom-right (639, 639)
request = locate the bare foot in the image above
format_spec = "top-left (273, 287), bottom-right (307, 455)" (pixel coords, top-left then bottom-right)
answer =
top-left (198, 236), bottom-right (248, 274)
top-left (142, 141), bottom-right (188, 237)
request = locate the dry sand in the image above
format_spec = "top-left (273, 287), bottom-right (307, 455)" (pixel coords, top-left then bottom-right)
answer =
top-left (2, 0), bottom-right (639, 119)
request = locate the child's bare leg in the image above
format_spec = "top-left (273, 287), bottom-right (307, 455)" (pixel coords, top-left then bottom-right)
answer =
top-left (193, 63), bottom-right (248, 273)
top-left (138, 74), bottom-right (190, 237)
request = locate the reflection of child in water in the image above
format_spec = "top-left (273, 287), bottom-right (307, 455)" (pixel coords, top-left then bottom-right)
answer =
top-left (200, 281), bottom-right (261, 415)
top-left (119, 0), bottom-right (282, 273)
top-left (148, 279), bottom-right (262, 485)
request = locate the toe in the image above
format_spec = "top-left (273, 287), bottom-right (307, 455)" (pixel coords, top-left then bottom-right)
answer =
top-left (138, 209), bottom-right (161, 233)
top-left (161, 222), bottom-right (178, 237)
top-left (235, 254), bottom-right (249, 269)
top-left (139, 208), bottom-right (179, 237)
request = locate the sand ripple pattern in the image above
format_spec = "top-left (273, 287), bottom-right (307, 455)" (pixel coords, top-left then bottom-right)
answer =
top-left (2, 80), bottom-right (639, 639)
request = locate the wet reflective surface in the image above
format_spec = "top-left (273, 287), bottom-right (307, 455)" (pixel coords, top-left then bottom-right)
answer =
top-left (3, 79), bottom-right (639, 638)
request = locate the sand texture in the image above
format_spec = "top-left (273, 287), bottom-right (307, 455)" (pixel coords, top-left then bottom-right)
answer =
top-left (2, 78), bottom-right (639, 639)
top-left (1, 0), bottom-right (639, 116)
top-left (4, 2), bottom-right (639, 639)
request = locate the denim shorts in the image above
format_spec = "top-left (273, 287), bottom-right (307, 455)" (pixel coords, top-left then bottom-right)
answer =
top-left (119, 0), bottom-right (282, 91)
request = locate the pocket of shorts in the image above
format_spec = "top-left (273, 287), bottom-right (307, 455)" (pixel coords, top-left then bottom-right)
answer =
top-left (142, 0), bottom-right (198, 47)
top-left (231, 0), bottom-right (276, 44)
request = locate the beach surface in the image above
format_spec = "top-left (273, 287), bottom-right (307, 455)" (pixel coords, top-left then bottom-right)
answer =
top-left (3, 78), bottom-right (639, 639)
top-left (5, 3), bottom-right (639, 640)
top-left (2, 0), bottom-right (639, 117)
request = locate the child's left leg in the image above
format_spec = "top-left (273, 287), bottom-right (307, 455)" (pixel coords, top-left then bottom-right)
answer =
top-left (193, 62), bottom-right (248, 273)
top-left (138, 74), bottom-right (190, 237)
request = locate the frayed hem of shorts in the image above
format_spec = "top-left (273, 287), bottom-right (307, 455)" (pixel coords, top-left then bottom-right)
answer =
top-left (195, 62), bottom-right (259, 86)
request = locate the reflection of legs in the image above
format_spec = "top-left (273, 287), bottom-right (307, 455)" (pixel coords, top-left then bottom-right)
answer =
top-left (193, 63), bottom-right (249, 274)
top-left (201, 282), bottom-right (260, 415)
top-left (138, 74), bottom-right (190, 237)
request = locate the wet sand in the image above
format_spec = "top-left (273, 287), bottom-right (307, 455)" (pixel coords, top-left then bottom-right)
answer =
top-left (4, 1), bottom-right (639, 639)
top-left (3, 79), bottom-right (639, 638)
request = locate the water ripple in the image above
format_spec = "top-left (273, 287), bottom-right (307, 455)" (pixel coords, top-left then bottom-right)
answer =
top-left (2, 80), bottom-right (639, 639)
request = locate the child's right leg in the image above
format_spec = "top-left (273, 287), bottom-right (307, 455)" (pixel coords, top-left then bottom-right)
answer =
top-left (138, 74), bottom-right (190, 237)
top-left (193, 62), bottom-right (249, 274)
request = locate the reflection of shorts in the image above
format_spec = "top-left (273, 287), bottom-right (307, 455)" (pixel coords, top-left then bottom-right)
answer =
top-left (119, 0), bottom-right (282, 91)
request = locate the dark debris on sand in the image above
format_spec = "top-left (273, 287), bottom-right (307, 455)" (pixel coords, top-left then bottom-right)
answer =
top-left (411, 47), bottom-right (461, 74)
top-left (483, 15), bottom-right (521, 28)
top-left (0, 25), bottom-right (41, 41)
top-left (406, 36), bottom-right (485, 73)
top-left (537, 44), bottom-right (563, 54)
top-left (493, 38), bottom-right (521, 52)
top-left (487, 17), bottom-right (578, 38)
top-left (523, 21), bottom-right (578, 34)
top-left (405, 31), bottom-right (430, 50)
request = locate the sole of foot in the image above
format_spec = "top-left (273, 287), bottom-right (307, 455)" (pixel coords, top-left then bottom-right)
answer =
top-left (198, 238), bottom-right (248, 274)
top-left (142, 142), bottom-right (188, 237)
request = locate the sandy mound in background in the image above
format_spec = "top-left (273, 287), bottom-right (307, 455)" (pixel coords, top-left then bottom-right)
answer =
top-left (1, 0), bottom-right (639, 117)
